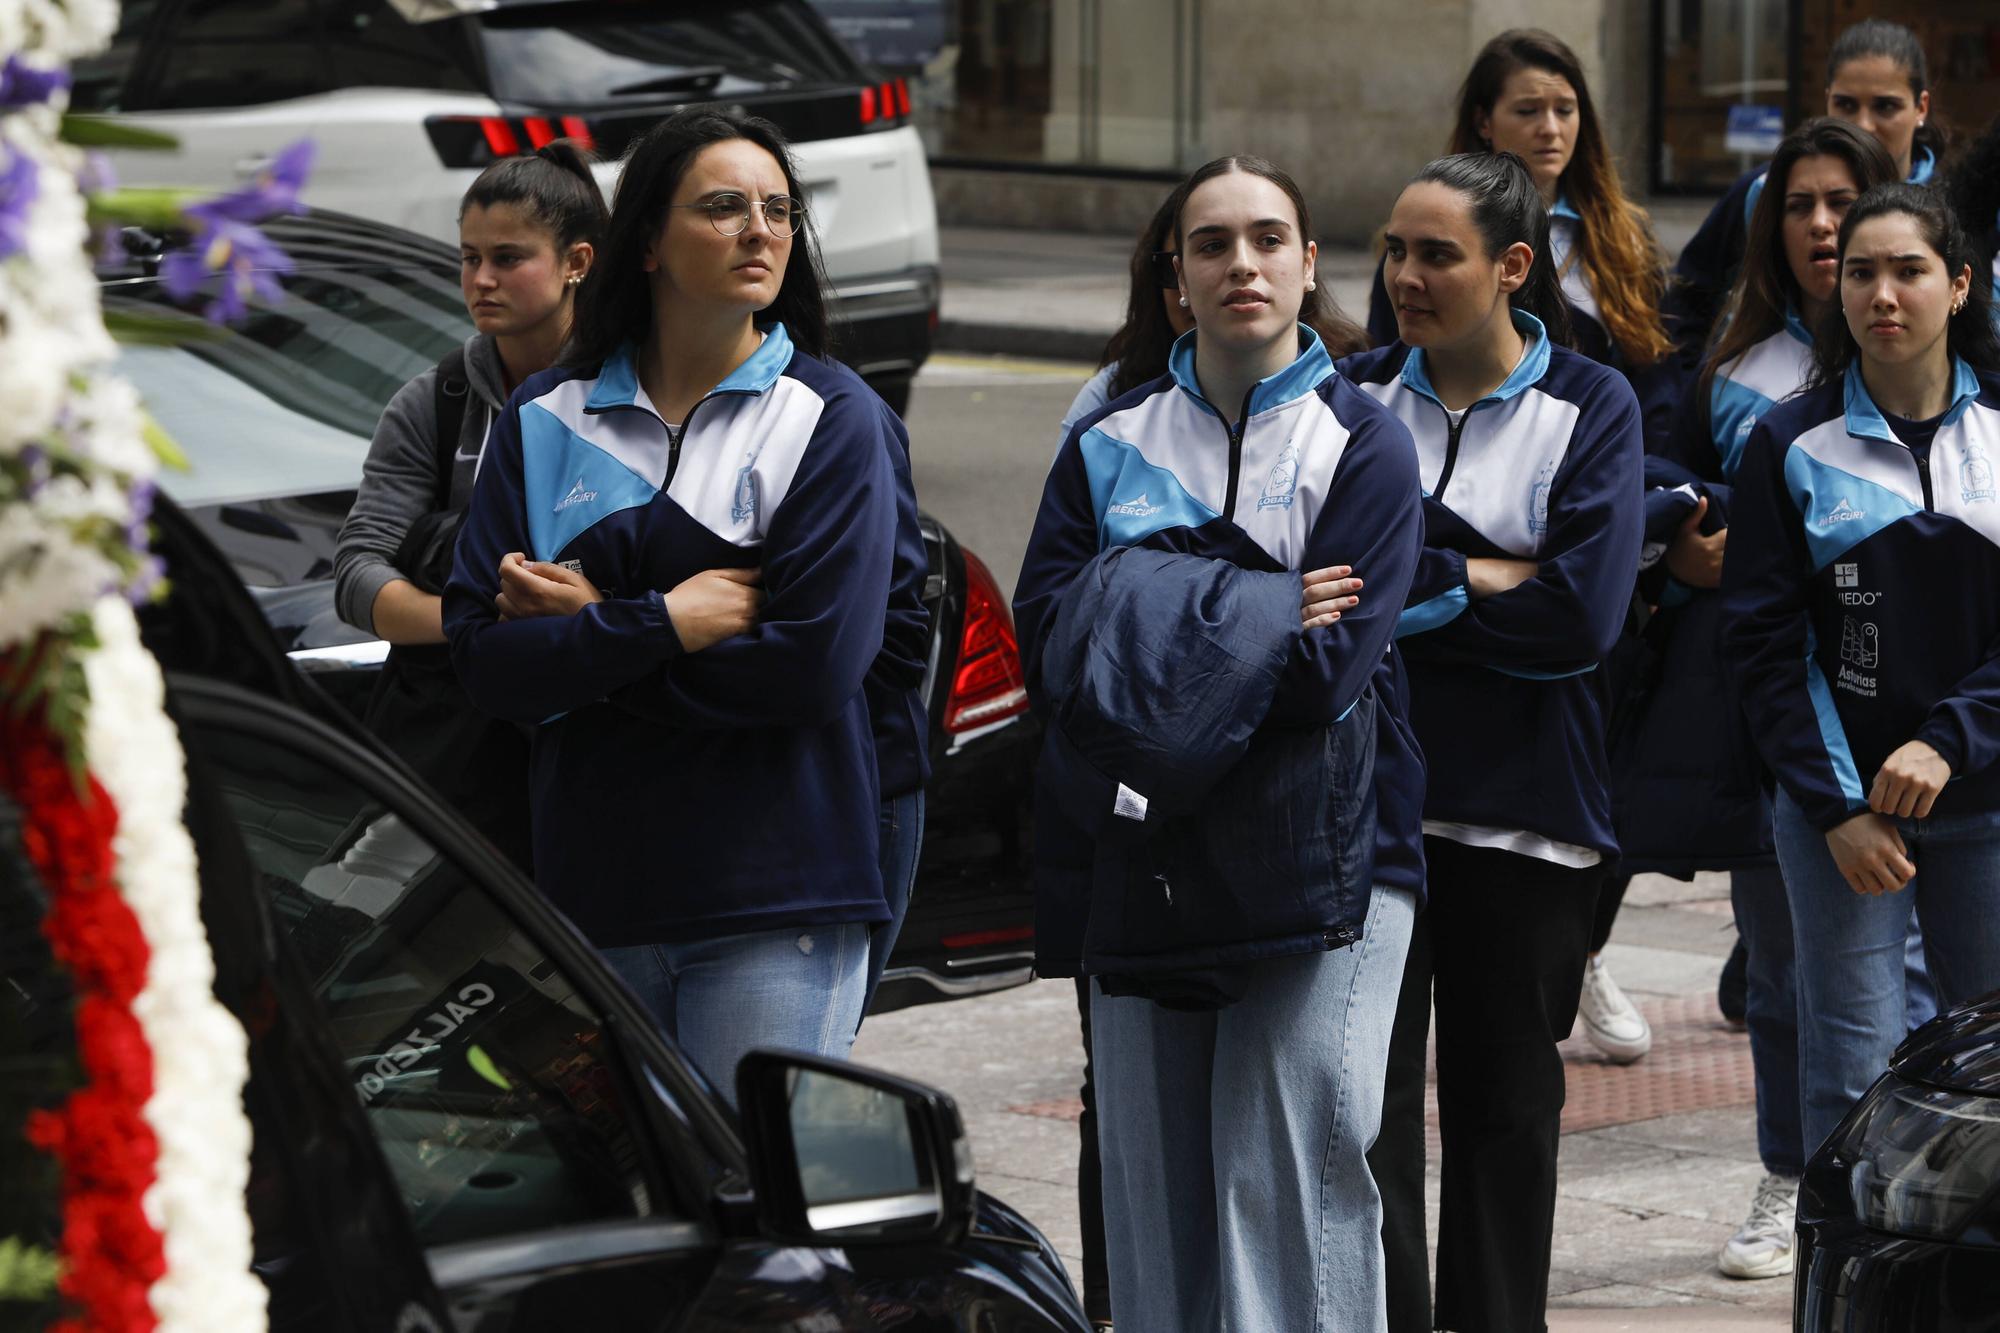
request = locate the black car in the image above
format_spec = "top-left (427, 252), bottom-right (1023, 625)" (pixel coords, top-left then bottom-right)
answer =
top-left (100, 209), bottom-right (1037, 1015)
top-left (1794, 992), bottom-right (2000, 1330)
top-left (0, 489), bottom-right (1086, 1331)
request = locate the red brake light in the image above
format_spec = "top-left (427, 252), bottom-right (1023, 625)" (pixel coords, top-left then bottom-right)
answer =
top-left (859, 85), bottom-right (878, 124)
top-left (521, 116), bottom-right (556, 149)
top-left (479, 117), bottom-right (520, 157)
top-left (559, 115), bottom-right (595, 149)
top-left (945, 550), bottom-right (1030, 735)
top-left (894, 77), bottom-right (911, 117)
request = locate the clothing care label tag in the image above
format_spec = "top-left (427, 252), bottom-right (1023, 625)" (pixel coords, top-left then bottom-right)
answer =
top-left (1113, 783), bottom-right (1149, 822)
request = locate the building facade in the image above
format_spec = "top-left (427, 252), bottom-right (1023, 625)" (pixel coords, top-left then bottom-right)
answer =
top-left (820, 0), bottom-right (2000, 241)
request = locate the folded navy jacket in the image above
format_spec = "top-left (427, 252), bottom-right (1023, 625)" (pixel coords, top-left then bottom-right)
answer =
top-left (1036, 545), bottom-right (1379, 1009)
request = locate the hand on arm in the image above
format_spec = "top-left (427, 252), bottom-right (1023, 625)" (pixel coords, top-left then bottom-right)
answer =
top-left (494, 552), bottom-right (604, 620)
top-left (1869, 740), bottom-right (1951, 820)
top-left (1300, 566), bottom-right (1362, 629)
top-left (1663, 495), bottom-right (1727, 589)
top-left (1826, 812), bottom-right (1916, 895)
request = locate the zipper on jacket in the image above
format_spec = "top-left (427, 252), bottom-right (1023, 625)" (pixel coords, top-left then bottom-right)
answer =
top-left (1220, 393), bottom-right (1252, 521)
top-left (1914, 449), bottom-right (1935, 510)
top-left (1431, 407), bottom-right (1470, 501)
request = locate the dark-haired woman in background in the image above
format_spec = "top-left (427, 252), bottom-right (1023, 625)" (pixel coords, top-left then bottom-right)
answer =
top-left (336, 141), bottom-right (607, 871)
top-left (1624, 119), bottom-right (1898, 1283)
top-left (442, 109), bottom-right (914, 1090)
top-left (1673, 19), bottom-right (1947, 364)
top-left (1345, 150), bottom-right (1642, 1333)
top-left (1724, 183), bottom-right (2000, 1161)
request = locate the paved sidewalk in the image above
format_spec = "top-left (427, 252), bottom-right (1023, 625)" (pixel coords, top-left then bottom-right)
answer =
top-left (936, 199), bottom-right (1711, 361)
top-left (854, 869), bottom-right (1791, 1326)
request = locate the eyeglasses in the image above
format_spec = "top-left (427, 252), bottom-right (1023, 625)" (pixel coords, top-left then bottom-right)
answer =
top-left (1149, 249), bottom-right (1180, 289)
top-left (670, 192), bottom-right (807, 238)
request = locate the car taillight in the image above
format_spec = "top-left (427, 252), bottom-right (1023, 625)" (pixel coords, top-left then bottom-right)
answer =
top-left (945, 550), bottom-right (1029, 735)
top-left (426, 115), bottom-right (595, 168)
top-left (859, 77), bottom-right (913, 132)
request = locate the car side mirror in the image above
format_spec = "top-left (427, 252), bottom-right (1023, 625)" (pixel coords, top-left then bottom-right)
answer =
top-left (736, 1050), bottom-right (976, 1247)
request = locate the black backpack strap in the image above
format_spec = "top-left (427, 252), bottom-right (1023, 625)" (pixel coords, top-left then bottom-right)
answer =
top-left (430, 345), bottom-right (471, 502)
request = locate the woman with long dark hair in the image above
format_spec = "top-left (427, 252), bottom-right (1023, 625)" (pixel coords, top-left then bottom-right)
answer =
top-left (336, 142), bottom-right (607, 871)
top-left (1017, 154), bottom-right (1423, 1330)
top-left (1619, 119), bottom-right (1898, 1283)
top-left (1944, 112), bottom-right (2000, 306)
top-left (1724, 183), bottom-right (2000, 1169)
top-left (1674, 19), bottom-right (1947, 362)
top-left (442, 109), bottom-right (918, 1091)
top-left (1344, 150), bottom-right (1643, 1333)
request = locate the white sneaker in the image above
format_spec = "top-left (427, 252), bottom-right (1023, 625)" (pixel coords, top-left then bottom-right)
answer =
top-left (1719, 1173), bottom-right (1799, 1278)
top-left (1578, 955), bottom-right (1652, 1063)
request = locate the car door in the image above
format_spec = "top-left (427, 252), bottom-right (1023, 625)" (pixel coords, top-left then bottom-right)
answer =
top-left (170, 676), bottom-right (755, 1330)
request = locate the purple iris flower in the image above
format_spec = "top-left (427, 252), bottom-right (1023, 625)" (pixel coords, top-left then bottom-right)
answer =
top-left (185, 138), bottom-right (315, 225)
top-left (0, 56), bottom-right (69, 108)
top-left (161, 216), bottom-right (294, 323)
top-left (0, 145), bottom-right (38, 262)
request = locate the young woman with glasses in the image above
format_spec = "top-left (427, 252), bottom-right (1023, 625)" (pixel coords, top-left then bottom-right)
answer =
top-left (442, 108), bottom-right (923, 1093)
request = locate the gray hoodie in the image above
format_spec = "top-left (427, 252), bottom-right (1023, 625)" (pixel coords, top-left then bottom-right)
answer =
top-left (334, 333), bottom-right (511, 635)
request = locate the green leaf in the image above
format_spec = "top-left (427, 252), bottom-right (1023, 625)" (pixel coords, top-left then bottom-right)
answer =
top-left (60, 114), bottom-right (180, 151)
top-left (140, 410), bottom-right (190, 472)
top-left (104, 307), bottom-right (220, 348)
top-left (85, 186), bottom-right (201, 231)
top-left (0, 1235), bottom-right (61, 1301)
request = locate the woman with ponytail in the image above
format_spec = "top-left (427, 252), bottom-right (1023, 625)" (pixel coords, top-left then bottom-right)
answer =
top-left (335, 141), bottom-right (608, 870)
top-left (1343, 150), bottom-right (1644, 1333)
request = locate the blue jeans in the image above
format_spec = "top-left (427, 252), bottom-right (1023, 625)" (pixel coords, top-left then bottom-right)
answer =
top-left (601, 922), bottom-right (870, 1103)
top-left (1774, 788), bottom-right (2000, 1154)
top-left (861, 788), bottom-right (926, 1016)
top-left (1093, 882), bottom-right (1415, 1332)
top-left (1730, 863), bottom-right (1805, 1177)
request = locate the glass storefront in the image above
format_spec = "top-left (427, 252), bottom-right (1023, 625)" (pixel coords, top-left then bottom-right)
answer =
top-left (1654, 0), bottom-right (2000, 192)
top-left (812, 0), bottom-right (1198, 171)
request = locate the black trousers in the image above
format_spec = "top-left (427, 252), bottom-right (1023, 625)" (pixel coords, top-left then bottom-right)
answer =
top-left (1587, 872), bottom-right (1629, 955)
top-left (1074, 978), bottom-right (1110, 1323)
top-left (1369, 838), bottom-right (1603, 1333)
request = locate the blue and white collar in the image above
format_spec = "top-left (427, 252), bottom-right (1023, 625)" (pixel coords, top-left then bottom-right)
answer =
top-left (1782, 303), bottom-right (1814, 347)
top-left (1550, 193), bottom-right (1582, 222)
top-left (1908, 145), bottom-right (1937, 186)
top-left (1167, 323), bottom-right (1334, 419)
top-left (1842, 356), bottom-right (1981, 444)
top-left (585, 322), bottom-right (794, 413)
top-left (1400, 309), bottom-right (1553, 410)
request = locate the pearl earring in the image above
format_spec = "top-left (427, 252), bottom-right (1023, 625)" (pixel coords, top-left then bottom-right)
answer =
top-left (1307, 280), bottom-right (1316, 292)
top-left (566, 275), bottom-right (583, 286)
top-left (1178, 295), bottom-right (1189, 307)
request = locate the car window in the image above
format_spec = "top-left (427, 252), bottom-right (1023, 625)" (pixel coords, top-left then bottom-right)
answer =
top-left (476, 0), bottom-right (862, 105)
top-left (149, 0), bottom-right (333, 110)
top-left (186, 716), bottom-right (663, 1248)
top-left (105, 229), bottom-right (469, 508)
top-left (68, 0), bottom-right (165, 111)
top-left (321, 0), bottom-right (480, 93)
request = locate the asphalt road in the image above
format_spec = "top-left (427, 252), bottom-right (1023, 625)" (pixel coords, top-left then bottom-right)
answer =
top-left (904, 352), bottom-right (1096, 605)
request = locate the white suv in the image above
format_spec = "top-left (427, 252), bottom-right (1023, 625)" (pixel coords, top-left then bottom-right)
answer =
top-left (74, 0), bottom-right (941, 410)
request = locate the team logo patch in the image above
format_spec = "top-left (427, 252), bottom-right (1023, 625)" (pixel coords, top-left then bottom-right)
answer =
top-left (1817, 498), bottom-right (1865, 527)
top-left (1528, 463), bottom-right (1555, 535)
top-left (1962, 446), bottom-right (1995, 505)
top-left (1834, 562), bottom-right (1858, 588)
top-left (1107, 492), bottom-right (1165, 518)
top-left (553, 476), bottom-right (598, 513)
top-left (732, 463), bottom-right (760, 524)
top-left (1258, 442), bottom-right (1301, 511)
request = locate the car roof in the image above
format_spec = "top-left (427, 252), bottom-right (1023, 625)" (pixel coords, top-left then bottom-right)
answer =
top-left (101, 208), bottom-right (457, 284)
